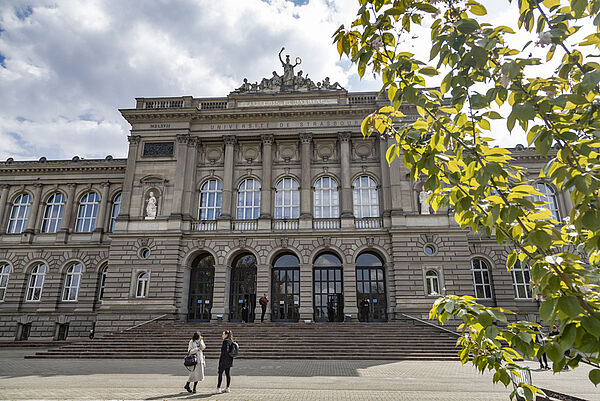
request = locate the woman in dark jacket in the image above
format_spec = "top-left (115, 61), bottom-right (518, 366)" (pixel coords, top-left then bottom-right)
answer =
top-left (211, 330), bottom-right (234, 394)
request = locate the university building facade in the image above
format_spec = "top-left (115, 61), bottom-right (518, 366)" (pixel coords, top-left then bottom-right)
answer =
top-left (0, 62), bottom-right (568, 340)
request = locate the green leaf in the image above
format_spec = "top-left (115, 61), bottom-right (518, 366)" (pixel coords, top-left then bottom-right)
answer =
top-left (512, 102), bottom-right (536, 121)
top-left (539, 298), bottom-right (558, 322)
top-left (507, 251), bottom-right (517, 270)
top-left (478, 311), bottom-right (493, 327)
top-left (558, 296), bottom-right (585, 318)
top-left (582, 316), bottom-right (600, 338)
top-left (467, 1), bottom-right (487, 16)
top-left (544, 341), bottom-right (563, 362)
top-left (456, 18), bottom-right (480, 34)
top-left (582, 70), bottom-right (600, 91)
top-left (590, 369), bottom-right (600, 386)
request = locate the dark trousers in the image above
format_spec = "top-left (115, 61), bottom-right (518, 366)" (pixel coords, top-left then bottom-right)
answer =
top-left (538, 352), bottom-right (548, 368)
top-left (217, 366), bottom-right (231, 388)
top-left (261, 305), bottom-right (266, 322)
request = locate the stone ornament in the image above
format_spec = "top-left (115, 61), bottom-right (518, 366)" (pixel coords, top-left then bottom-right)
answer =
top-left (145, 191), bottom-right (158, 220)
top-left (234, 48), bottom-right (345, 94)
top-left (419, 190), bottom-right (432, 215)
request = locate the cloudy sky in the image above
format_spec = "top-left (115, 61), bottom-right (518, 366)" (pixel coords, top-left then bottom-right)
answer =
top-left (0, 1), bottom-right (546, 161)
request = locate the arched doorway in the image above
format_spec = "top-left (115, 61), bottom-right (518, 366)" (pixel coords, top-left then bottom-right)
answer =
top-left (356, 252), bottom-right (387, 322)
top-left (188, 254), bottom-right (215, 322)
top-left (271, 253), bottom-right (300, 322)
top-left (229, 253), bottom-right (257, 322)
top-left (313, 252), bottom-right (344, 322)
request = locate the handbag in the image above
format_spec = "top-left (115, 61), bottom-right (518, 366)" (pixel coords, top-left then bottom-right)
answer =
top-left (184, 353), bottom-right (197, 367)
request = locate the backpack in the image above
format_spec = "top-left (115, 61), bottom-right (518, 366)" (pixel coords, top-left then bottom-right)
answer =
top-left (228, 341), bottom-right (239, 358)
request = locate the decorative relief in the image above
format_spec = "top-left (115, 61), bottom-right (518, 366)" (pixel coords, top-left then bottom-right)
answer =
top-left (204, 145), bottom-right (223, 164)
top-left (142, 142), bottom-right (174, 157)
top-left (354, 142), bottom-right (373, 160)
top-left (241, 144), bottom-right (260, 164)
top-left (313, 139), bottom-right (336, 162)
top-left (277, 141), bottom-right (298, 163)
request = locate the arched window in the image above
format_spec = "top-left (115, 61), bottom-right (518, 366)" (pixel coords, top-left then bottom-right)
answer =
top-left (136, 272), bottom-right (149, 298)
top-left (534, 182), bottom-right (560, 221)
top-left (0, 263), bottom-right (11, 301)
top-left (512, 260), bottom-right (531, 299)
top-left (7, 193), bottom-right (31, 234)
top-left (188, 254), bottom-right (215, 321)
top-left (353, 176), bottom-right (379, 218)
top-left (109, 193), bottom-right (121, 232)
top-left (199, 179), bottom-right (223, 220)
top-left (76, 192), bottom-right (100, 233)
top-left (98, 265), bottom-right (108, 301)
top-left (26, 263), bottom-right (47, 301)
top-left (41, 192), bottom-right (65, 233)
top-left (229, 254), bottom-right (257, 322)
top-left (314, 177), bottom-right (339, 218)
top-left (471, 258), bottom-right (493, 299)
top-left (275, 178), bottom-right (299, 219)
top-left (425, 270), bottom-right (439, 295)
top-left (236, 179), bottom-right (261, 220)
top-left (355, 252), bottom-right (387, 322)
top-left (313, 252), bottom-right (343, 322)
top-left (272, 253), bottom-right (300, 322)
top-left (62, 263), bottom-right (83, 301)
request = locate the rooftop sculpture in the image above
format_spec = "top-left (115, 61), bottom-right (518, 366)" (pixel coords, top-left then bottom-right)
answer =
top-left (234, 48), bottom-right (345, 93)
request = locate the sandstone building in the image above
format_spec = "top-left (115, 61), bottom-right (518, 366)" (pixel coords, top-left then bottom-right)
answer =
top-left (0, 58), bottom-right (566, 340)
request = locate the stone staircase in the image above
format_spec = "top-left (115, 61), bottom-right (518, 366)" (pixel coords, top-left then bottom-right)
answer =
top-left (27, 320), bottom-right (460, 360)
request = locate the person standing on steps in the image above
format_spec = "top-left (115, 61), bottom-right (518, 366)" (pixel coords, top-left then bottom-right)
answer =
top-left (359, 298), bottom-right (370, 322)
top-left (259, 293), bottom-right (269, 323)
top-left (212, 330), bottom-right (235, 394)
top-left (241, 302), bottom-right (249, 323)
top-left (184, 331), bottom-right (206, 394)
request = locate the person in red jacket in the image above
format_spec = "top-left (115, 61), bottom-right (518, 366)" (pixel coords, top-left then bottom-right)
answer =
top-left (259, 294), bottom-right (269, 323)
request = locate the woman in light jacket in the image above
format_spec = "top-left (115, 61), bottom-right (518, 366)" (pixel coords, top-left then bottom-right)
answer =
top-left (184, 331), bottom-right (206, 393)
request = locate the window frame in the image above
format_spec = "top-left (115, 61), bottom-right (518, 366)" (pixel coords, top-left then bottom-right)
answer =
top-left (512, 260), bottom-right (532, 299)
top-left (352, 176), bottom-right (379, 218)
top-left (62, 263), bottom-right (84, 302)
top-left (98, 265), bottom-right (108, 301)
top-left (314, 176), bottom-right (339, 218)
top-left (75, 192), bottom-right (100, 233)
top-left (274, 177), bottom-right (300, 219)
top-left (425, 269), bottom-right (440, 296)
top-left (198, 179), bottom-right (223, 220)
top-left (41, 192), bottom-right (65, 233)
top-left (7, 193), bottom-right (31, 234)
top-left (236, 178), bottom-right (261, 220)
top-left (135, 272), bottom-right (149, 298)
top-left (109, 193), bottom-right (121, 232)
top-left (26, 263), bottom-right (47, 302)
top-left (0, 263), bottom-right (11, 301)
top-left (533, 182), bottom-right (560, 221)
top-left (471, 258), bottom-right (493, 300)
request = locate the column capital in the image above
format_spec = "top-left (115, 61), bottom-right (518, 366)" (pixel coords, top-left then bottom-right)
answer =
top-left (188, 136), bottom-right (199, 147)
top-left (299, 133), bottom-right (312, 144)
top-left (224, 135), bottom-right (237, 146)
top-left (261, 134), bottom-right (274, 145)
top-left (32, 183), bottom-right (43, 189)
top-left (176, 134), bottom-right (190, 144)
top-left (66, 183), bottom-right (77, 189)
top-left (100, 181), bottom-right (111, 188)
top-left (338, 131), bottom-right (352, 142)
top-left (128, 135), bottom-right (141, 145)
top-left (0, 184), bottom-right (9, 190)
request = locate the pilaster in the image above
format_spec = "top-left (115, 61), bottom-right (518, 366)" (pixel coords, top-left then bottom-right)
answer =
top-left (342, 262), bottom-right (358, 318)
top-left (0, 185), bottom-right (10, 234)
top-left (259, 134), bottom-right (273, 222)
top-left (119, 135), bottom-right (141, 220)
top-left (219, 135), bottom-right (236, 225)
top-left (170, 134), bottom-right (190, 219)
top-left (22, 184), bottom-right (43, 243)
top-left (378, 137), bottom-right (392, 226)
top-left (211, 265), bottom-right (228, 321)
top-left (299, 133), bottom-right (312, 227)
top-left (57, 183), bottom-right (77, 243)
top-left (92, 182), bottom-right (110, 241)
top-left (182, 137), bottom-right (199, 219)
top-left (299, 263), bottom-right (313, 321)
top-left (256, 264), bottom-right (271, 322)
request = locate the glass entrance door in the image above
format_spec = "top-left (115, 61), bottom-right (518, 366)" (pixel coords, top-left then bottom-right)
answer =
top-left (356, 252), bottom-right (387, 322)
top-left (229, 254), bottom-right (257, 322)
top-left (313, 253), bottom-right (344, 322)
top-left (188, 254), bottom-right (215, 322)
top-left (271, 253), bottom-right (300, 322)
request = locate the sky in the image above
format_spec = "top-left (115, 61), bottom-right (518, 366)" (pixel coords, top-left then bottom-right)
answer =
top-left (0, 0), bottom-right (558, 161)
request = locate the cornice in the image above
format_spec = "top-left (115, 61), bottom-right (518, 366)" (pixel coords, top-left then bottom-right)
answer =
top-left (0, 161), bottom-right (127, 175)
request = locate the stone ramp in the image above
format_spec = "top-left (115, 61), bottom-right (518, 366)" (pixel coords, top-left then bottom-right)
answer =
top-left (27, 320), bottom-right (460, 360)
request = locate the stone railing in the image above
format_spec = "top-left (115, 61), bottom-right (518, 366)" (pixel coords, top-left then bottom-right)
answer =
top-left (191, 220), bottom-right (217, 231)
top-left (272, 219), bottom-right (299, 231)
top-left (313, 218), bottom-right (340, 230)
top-left (143, 99), bottom-right (184, 109)
top-left (354, 217), bottom-right (383, 229)
top-left (232, 220), bottom-right (258, 231)
top-left (348, 94), bottom-right (377, 105)
top-left (199, 100), bottom-right (228, 110)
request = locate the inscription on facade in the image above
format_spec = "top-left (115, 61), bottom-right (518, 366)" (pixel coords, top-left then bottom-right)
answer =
top-left (142, 142), bottom-right (174, 157)
top-left (149, 124), bottom-right (171, 129)
top-left (238, 98), bottom-right (338, 108)
top-left (203, 119), bottom-right (361, 131)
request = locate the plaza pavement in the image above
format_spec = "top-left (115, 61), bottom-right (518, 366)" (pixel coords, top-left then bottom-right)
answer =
top-left (0, 348), bottom-right (597, 400)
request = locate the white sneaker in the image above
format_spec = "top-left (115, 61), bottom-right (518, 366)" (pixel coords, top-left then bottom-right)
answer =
top-left (224, 388), bottom-right (230, 393)
top-left (212, 388), bottom-right (222, 394)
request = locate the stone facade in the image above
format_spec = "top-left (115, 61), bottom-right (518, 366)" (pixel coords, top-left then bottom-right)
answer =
top-left (0, 78), bottom-right (569, 340)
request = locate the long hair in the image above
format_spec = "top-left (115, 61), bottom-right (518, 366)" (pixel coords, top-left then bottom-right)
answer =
top-left (224, 330), bottom-right (234, 342)
top-left (192, 331), bottom-right (200, 341)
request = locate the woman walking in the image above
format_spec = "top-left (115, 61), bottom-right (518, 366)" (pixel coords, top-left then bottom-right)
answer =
top-left (212, 330), bottom-right (234, 394)
top-left (184, 331), bottom-right (206, 393)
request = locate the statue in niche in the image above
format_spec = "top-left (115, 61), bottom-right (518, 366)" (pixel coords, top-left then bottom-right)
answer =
top-left (279, 47), bottom-right (301, 87)
top-left (419, 189), bottom-right (432, 215)
top-left (145, 191), bottom-right (158, 220)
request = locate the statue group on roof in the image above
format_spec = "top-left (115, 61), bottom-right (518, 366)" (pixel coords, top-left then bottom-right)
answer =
top-left (234, 47), bottom-right (345, 93)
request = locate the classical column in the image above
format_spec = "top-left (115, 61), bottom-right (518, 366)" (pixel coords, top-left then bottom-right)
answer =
top-left (255, 264), bottom-right (271, 322)
top-left (182, 137), bottom-right (198, 219)
top-left (260, 135), bottom-right (273, 219)
top-left (24, 184), bottom-right (43, 234)
top-left (0, 185), bottom-right (10, 233)
top-left (119, 135), bottom-right (141, 219)
top-left (59, 183), bottom-right (77, 234)
top-left (298, 263), bottom-right (313, 321)
top-left (171, 134), bottom-right (190, 218)
top-left (342, 262), bottom-right (358, 319)
top-left (93, 182), bottom-right (110, 236)
top-left (220, 135), bottom-right (236, 221)
top-left (379, 137), bottom-right (392, 218)
top-left (299, 133), bottom-right (312, 219)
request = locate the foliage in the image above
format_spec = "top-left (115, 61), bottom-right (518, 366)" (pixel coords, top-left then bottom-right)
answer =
top-left (334, 0), bottom-right (600, 399)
